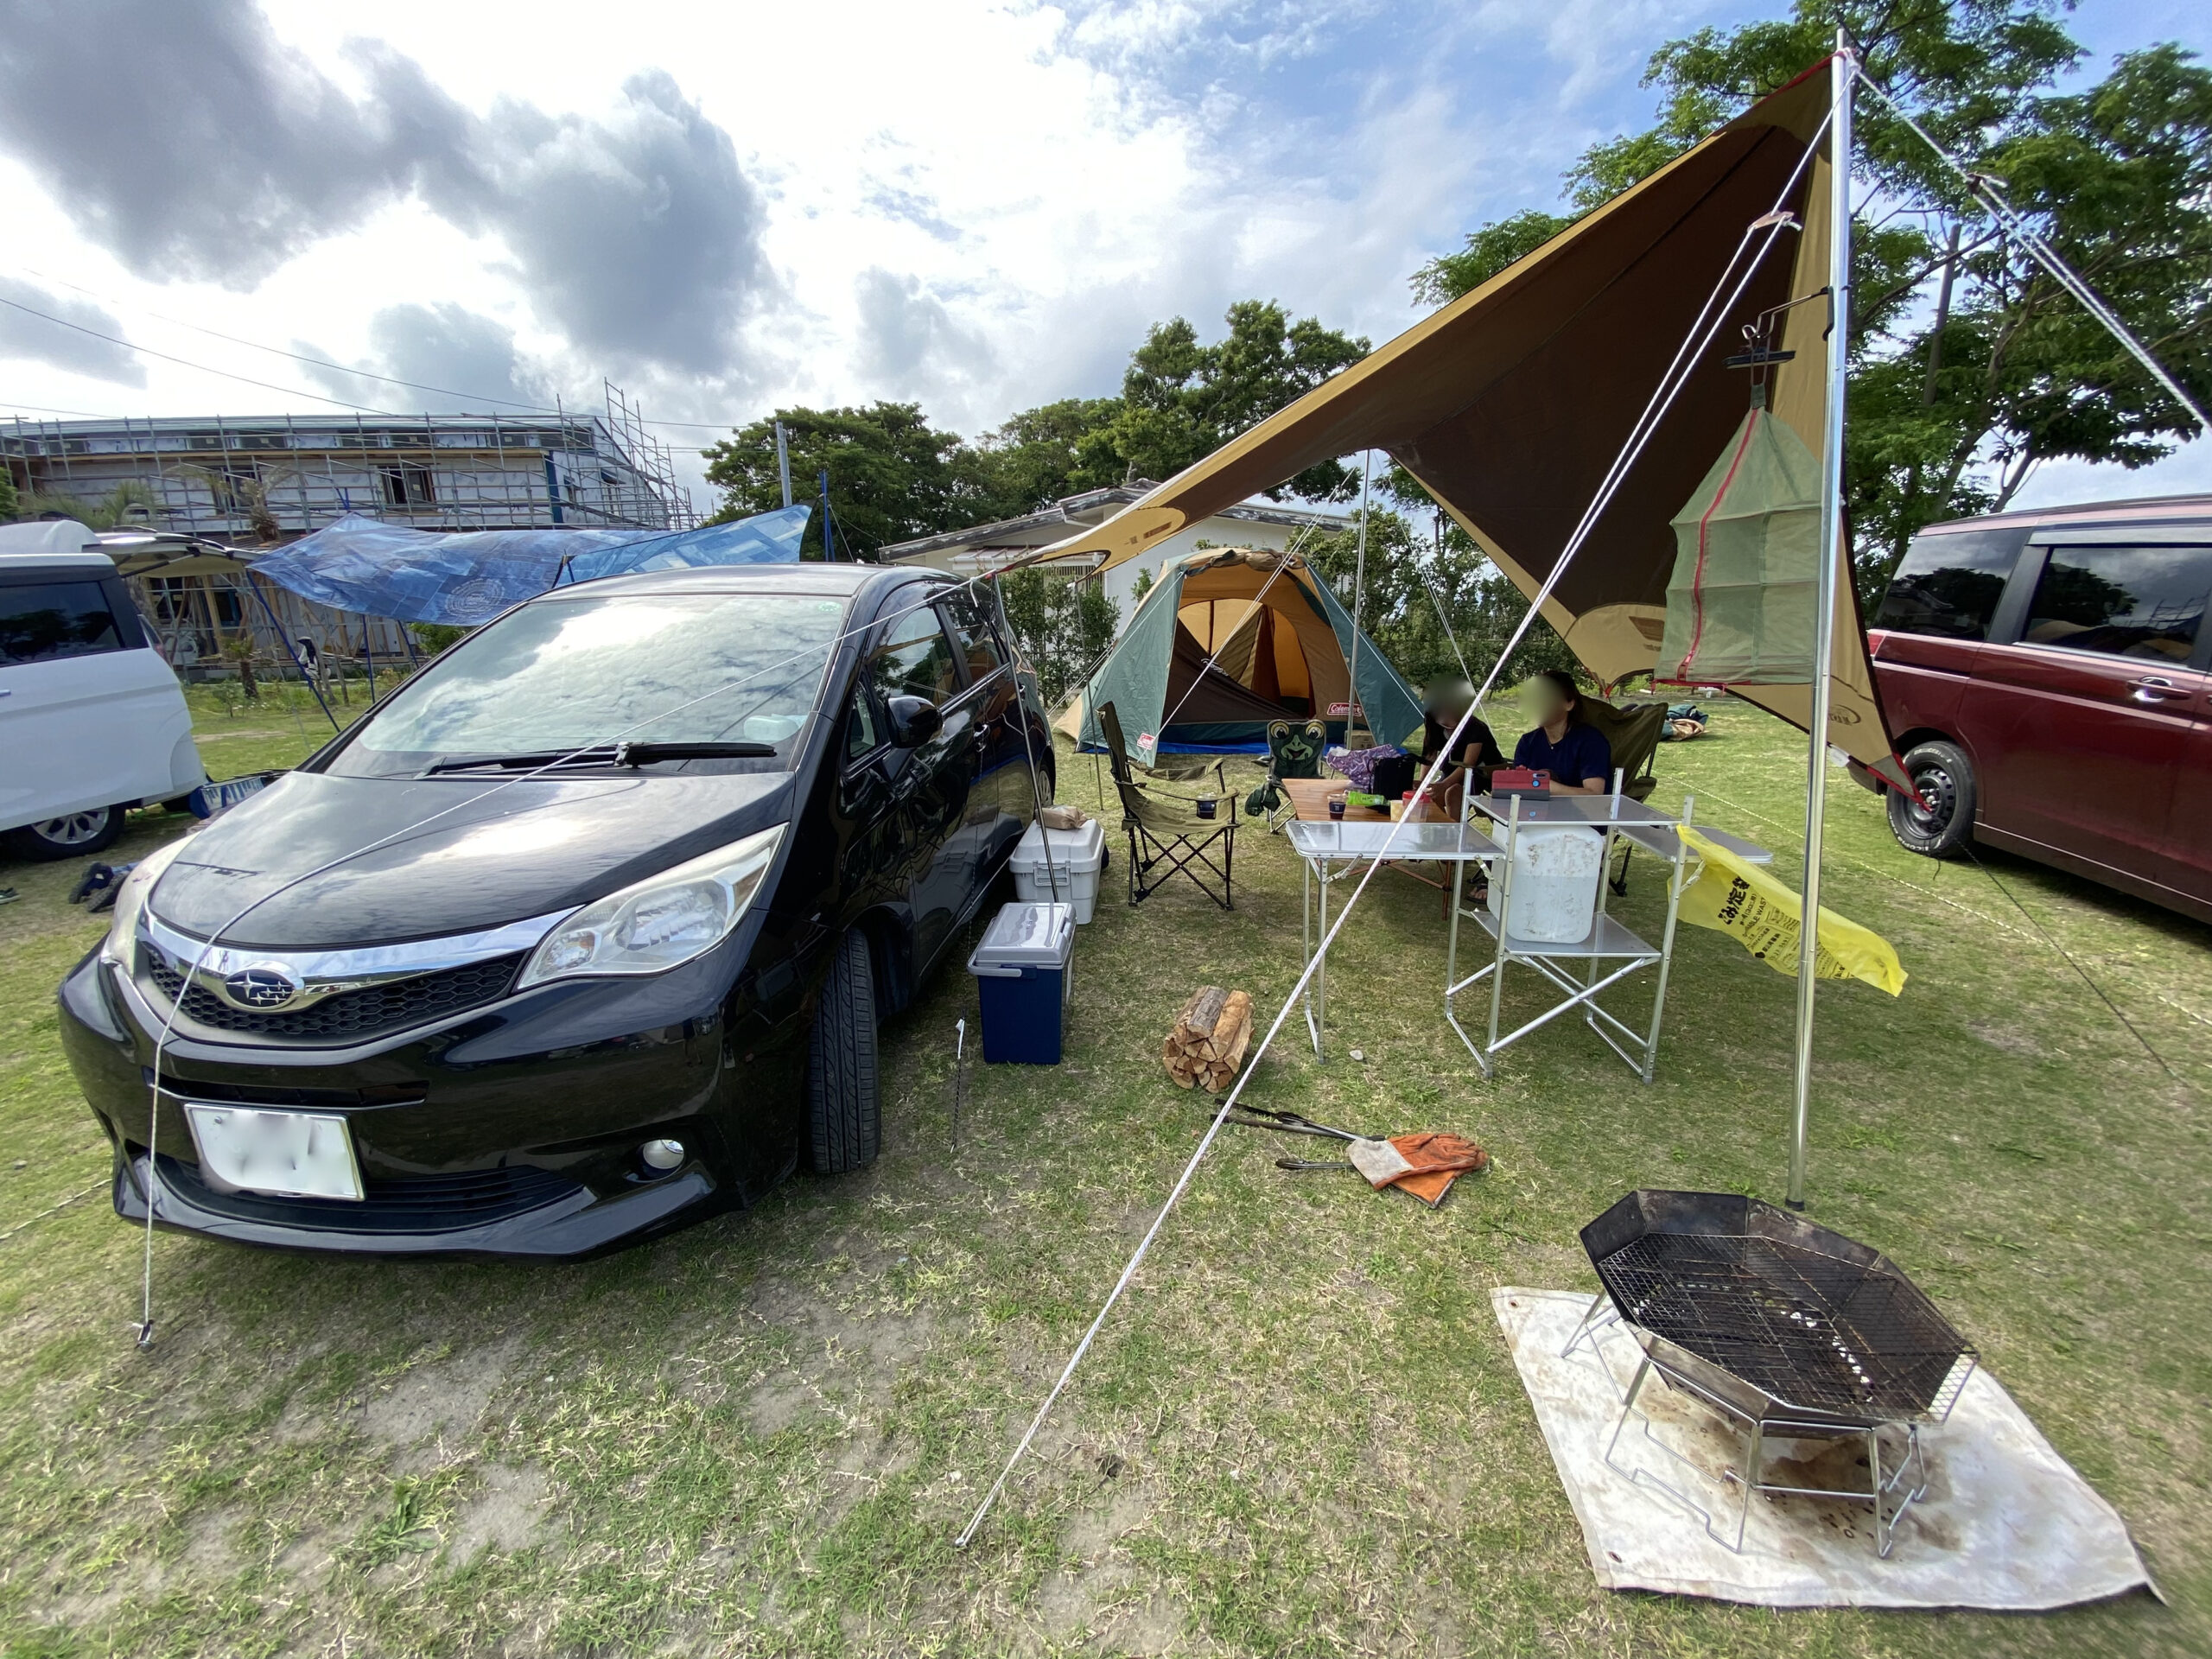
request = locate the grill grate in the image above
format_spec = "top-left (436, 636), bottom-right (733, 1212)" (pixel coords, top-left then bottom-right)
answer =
top-left (1593, 1229), bottom-right (1972, 1421)
top-left (157, 1153), bottom-right (581, 1233)
top-left (144, 950), bottom-right (523, 1043)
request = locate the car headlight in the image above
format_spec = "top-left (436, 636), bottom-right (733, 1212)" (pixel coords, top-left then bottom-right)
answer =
top-left (518, 823), bottom-right (785, 990)
top-left (100, 836), bottom-right (190, 971)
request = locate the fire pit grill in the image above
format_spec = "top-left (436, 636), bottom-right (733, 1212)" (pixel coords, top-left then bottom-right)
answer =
top-left (1567, 1190), bottom-right (1977, 1555)
top-left (1594, 1230), bottom-right (1972, 1423)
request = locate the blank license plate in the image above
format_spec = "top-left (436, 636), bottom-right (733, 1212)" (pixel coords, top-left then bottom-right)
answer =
top-left (185, 1104), bottom-right (364, 1201)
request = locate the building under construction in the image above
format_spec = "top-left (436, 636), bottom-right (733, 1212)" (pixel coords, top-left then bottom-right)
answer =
top-left (1, 385), bottom-right (698, 677)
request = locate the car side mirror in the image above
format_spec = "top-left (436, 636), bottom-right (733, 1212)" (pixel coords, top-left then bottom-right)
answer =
top-left (886, 695), bottom-right (942, 748)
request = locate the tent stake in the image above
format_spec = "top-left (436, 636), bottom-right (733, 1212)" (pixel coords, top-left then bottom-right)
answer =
top-left (1788, 35), bottom-right (1853, 1211)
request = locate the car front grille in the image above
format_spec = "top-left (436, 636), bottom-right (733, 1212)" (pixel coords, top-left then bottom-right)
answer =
top-left (155, 1153), bottom-right (584, 1234)
top-left (143, 950), bottom-right (524, 1043)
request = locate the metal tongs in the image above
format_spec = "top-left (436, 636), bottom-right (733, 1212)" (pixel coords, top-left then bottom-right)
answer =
top-left (1211, 1105), bottom-right (1383, 1171)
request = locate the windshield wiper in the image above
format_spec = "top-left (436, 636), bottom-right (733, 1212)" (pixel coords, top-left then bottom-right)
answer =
top-left (612, 741), bottom-right (776, 765)
top-left (420, 741), bottom-right (776, 777)
top-left (423, 747), bottom-right (620, 776)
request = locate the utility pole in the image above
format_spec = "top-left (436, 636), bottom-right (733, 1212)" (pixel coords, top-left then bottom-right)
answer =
top-left (819, 467), bottom-right (835, 562)
top-left (774, 420), bottom-right (793, 507)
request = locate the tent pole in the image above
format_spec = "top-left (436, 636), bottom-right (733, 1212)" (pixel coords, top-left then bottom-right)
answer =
top-left (1788, 35), bottom-right (1853, 1211)
top-left (1344, 449), bottom-right (1372, 746)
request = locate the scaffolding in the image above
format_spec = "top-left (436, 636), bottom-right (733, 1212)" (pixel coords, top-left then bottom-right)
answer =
top-left (1, 384), bottom-right (697, 542)
top-left (3, 384), bottom-right (700, 681)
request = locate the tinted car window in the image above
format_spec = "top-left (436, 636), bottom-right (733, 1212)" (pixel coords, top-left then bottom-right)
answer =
top-left (1873, 530), bottom-right (2019, 640)
top-left (845, 686), bottom-right (881, 760)
top-left (872, 607), bottom-right (961, 703)
top-left (2023, 543), bottom-right (2211, 662)
top-left (943, 592), bottom-right (1003, 682)
top-left (333, 591), bottom-right (847, 775)
top-left (0, 580), bottom-right (124, 665)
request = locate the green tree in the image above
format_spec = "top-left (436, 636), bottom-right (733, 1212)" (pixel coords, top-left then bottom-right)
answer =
top-left (957, 397), bottom-right (1123, 519)
top-left (995, 569), bottom-right (1119, 704)
top-left (1305, 508), bottom-right (1579, 712)
top-left (702, 403), bottom-right (976, 558)
top-left (1072, 301), bottom-right (1371, 499)
top-left (1411, 2), bottom-right (2212, 596)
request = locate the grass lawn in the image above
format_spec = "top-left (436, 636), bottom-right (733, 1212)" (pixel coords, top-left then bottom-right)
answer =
top-left (1, 686), bottom-right (2205, 1657)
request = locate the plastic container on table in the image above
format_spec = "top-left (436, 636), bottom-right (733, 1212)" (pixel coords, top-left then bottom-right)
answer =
top-left (1007, 817), bottom-right (1108, 924)
top-left (966, 902), bottom-right (1075, 1064)
top-left (1484, 821), bottom-right (1605, 943)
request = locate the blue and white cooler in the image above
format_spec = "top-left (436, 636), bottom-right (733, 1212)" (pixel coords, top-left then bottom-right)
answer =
top-left (966, 902), bottom-right (1075, 1064)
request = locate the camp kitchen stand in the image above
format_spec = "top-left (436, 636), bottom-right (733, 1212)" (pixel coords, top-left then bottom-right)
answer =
top-left (1292, 790), bottom-right (1771, 1080)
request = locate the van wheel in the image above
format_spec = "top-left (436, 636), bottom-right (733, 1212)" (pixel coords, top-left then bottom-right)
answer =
top-left (806, 929), bottom-right (880, 1173)
top-left (1889, 741), bottom-right (1975, 858)
top-left (8, 806), bottom-right (123, 861)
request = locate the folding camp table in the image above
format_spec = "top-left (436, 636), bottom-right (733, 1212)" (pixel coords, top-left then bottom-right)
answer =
top-left (1287, 818), bottom-right (1500, 1061)
top-left (1446, 790), bottom-right (1771, 1081)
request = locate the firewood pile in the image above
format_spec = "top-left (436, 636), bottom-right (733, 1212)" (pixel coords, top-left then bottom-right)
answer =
top-left (1162, 986), bottom-right (1254, 1092)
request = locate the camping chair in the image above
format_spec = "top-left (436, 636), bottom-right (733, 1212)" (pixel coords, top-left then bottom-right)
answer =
top-left (1097, 701), bottom-right (1237, 909)
top-left (1243, 717), bottom-right (1328, 833)
top-left (1577, 697), bottom-right (1667, 894)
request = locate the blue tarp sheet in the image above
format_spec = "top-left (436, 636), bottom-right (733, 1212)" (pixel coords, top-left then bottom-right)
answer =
top-left (251, 505), bottom-right (810, 625)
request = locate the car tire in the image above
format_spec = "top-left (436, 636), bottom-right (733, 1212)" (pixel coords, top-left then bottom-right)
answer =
top-left (8, 805), bottom-right (124, 861)
top-left (1888, 741), bottom-right (1976, 858)
top-left (806, 928), bottom-right (880, 1173)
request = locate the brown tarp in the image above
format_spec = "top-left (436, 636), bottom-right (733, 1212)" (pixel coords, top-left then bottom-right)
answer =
top-left (1029, 59), bottom-right (1905, 785)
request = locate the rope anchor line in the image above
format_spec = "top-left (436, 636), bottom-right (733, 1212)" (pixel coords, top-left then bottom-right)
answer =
top-left (955, 121), bottom-right (1831, 1548)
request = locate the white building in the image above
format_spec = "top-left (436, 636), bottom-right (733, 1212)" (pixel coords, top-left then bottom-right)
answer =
top-left (881, 485), bottom-right (1351, 615)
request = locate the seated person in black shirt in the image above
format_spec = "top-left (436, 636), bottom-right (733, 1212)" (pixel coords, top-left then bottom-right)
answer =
top-left (1513, 669), bottom-right (1613, 795)
top-left (1419, 677), bottom-right (1504, 813)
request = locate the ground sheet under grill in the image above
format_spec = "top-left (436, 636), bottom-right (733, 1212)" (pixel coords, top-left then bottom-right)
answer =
top-left (1492, 1287), bottom-right (2154, 1609)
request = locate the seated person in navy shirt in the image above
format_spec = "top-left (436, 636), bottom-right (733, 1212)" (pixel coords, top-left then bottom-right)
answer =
top-left (1419, 677), bottom-right (1505, 811)
top-left (1512, 669), bottom-right (1612, 795)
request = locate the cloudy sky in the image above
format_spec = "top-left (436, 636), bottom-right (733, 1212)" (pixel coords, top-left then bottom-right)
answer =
top-left (0, 0), bottom-right (2203, 513)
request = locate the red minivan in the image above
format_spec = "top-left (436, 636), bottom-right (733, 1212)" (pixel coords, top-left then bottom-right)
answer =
top-left (1866, 494), bottom-right (2212, 925)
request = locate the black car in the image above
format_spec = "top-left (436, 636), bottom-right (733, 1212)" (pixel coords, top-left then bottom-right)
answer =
top-left (55, 563), bottom-right (1052, 1256)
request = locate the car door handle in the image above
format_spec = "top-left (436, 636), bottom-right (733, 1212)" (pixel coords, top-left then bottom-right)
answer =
top-left (2130, 676), bottom-right (2183, 703)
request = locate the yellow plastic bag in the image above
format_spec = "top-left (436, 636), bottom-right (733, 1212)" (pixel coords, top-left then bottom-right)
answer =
top-left (1676, 827), bottom-right (1906, 995)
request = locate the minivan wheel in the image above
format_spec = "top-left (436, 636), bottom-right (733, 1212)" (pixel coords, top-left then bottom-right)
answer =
top-left (8, 805), bottom-right (123, 861)
top-left (1889, 741), bottom-right (1975, 858)
top-left (806, 929), bottom-right (881, 1173)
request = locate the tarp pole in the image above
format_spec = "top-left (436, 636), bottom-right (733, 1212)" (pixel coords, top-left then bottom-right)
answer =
top-left (243, 570), bottom-right (340, 732)
top-left (1789, 36), bottom-right (1853, 1211)
top-left (1344, 449), bottom-right (1371, 744)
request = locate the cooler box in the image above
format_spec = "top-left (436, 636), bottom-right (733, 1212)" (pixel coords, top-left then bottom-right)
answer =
top-left (1008, 817), bottom-right (1107, 924)
top-left (1484, 822), bottom-right (1605, 943)
top-left (967, 902), bottom-right (1075, 1064)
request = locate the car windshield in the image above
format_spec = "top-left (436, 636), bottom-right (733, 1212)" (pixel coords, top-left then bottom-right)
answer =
top-left (327, 591), bottom-right (851, 778)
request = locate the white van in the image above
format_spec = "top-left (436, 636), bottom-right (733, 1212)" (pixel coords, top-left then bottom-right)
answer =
top-left (0, 521), bottom-right (204, 858)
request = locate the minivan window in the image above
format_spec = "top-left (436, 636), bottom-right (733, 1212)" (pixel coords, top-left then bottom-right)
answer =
top-left (329, 592), bottom-right (848, 776)
top-left (871, 606), bottom-right (961, 704)
top-left (1872, 530), bottom-right (2019, 641)
top-left (2023, 543), bottom-right (2211, 662)
top-left (943, 592), bottom-right (1003, 682)
top-left (0, 580), bottom-right (124, 665)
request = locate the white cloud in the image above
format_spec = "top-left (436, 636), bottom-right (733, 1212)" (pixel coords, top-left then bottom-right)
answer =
top-left (0, 0), bottom-right (2202, 518)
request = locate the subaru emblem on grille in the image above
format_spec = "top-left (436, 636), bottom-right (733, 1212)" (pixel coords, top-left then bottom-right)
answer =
top-left (219, 963), bottom-right (301, 1010)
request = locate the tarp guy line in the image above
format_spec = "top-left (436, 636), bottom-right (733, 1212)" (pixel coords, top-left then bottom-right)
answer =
top-left (954, 124), bottom-right (1825, 1545)
top-left (1851, 67), bottom-right (2211, 440)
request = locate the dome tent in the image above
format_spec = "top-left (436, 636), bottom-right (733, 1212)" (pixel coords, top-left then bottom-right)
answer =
top-left (1056, 546), bottom-right (1421, 760)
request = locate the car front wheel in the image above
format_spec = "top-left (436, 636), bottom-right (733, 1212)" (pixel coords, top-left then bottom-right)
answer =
top-left (806, 929), bottom-right (881, 1173)
top-left (8, 805), bottom-right (124, 861)
top-left (1888, 741), bottom-right (1976, 858)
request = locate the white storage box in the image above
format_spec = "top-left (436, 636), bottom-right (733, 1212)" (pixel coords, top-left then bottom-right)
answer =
top-left (1485, 821), bottom-right (1605, 943)
top-left (1009, 816), bottom-right (1107, 924)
